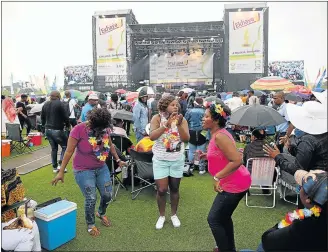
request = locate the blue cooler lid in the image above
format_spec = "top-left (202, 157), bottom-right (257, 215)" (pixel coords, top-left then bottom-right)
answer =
top-left (34, 200), bottom-right (77, 222)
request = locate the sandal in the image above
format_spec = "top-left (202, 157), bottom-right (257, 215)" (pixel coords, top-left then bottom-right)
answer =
top-left (87, 226), bottom-right (100, 237)
top-left (96, 212), bottom-right (112, 227)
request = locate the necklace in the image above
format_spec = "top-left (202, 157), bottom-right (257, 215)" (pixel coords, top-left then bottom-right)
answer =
top-left (88, 128), bottom-right (110, 161)
top-left (278, 205), bottom-right (322, 229)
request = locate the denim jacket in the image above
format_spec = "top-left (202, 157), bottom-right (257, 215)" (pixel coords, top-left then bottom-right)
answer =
top-left (275, 132), bottom-right (328, 175)
top-left (184, 107), bottom-right (205, 132)
top-left (132, 102), bottom-right (148, 134)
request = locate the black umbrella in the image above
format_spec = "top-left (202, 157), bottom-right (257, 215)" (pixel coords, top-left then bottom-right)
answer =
top-left (285, 92), bottom-right (302, 102)
top-left (204, 96), bottom-right (225, 106)
top-left (229, 104), bottom-right (286, 127)
top-left (109, 109), bottom-right (133, 121)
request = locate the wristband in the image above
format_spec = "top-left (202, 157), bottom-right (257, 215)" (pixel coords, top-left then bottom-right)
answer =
top-left (116, 159), bottom-right (121, 163)
top-left (213, 176), bottom-right (220, 182)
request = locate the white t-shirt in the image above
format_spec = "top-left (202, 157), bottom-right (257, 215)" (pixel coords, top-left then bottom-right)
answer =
top-left (248, 96), bottom-right (260, 105)
top-left (64, 98), bottom-right (77, 118)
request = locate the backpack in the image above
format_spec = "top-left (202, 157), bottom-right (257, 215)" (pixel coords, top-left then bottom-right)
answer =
top-left (62, 98), bottom-right (72, 118)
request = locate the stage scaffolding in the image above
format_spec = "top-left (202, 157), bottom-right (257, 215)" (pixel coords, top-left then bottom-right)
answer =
top-left (129, 21), bottom-right (225, 90)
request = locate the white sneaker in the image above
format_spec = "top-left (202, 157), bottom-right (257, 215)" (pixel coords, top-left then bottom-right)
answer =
top-left (199, 170), bottom-right (206, 175)
top-left (155, 216), bottom-right (165, 230)
top-left (171, 215), bottom-right (181, 228)
top-left (57, 166), bottom-right (67, 173)
top-left (53, 169), bottom-right (59, 173)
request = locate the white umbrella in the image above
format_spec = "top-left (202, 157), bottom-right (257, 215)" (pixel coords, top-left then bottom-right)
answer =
top-left (136, 86), bottom-right (155, 95)
top-left (29, 102), bottom-right (45, 115)
top-left (179, 88), bottom-right (195, 94)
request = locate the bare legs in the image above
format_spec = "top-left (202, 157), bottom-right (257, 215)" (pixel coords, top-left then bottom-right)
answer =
top-left (155, 176), bottom-right (181, 216)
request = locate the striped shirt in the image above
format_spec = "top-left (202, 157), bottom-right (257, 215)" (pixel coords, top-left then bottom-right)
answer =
top-left (152, 114), bottom-right (184, 161)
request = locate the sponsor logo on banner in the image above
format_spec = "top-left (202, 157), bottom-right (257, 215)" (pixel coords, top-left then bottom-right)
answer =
top-left (96, 17), bottom-right (126, 76)
top-left (229, 11), bottom-right (264, 74)
top-left (150, 51), bottom-right (213, 84)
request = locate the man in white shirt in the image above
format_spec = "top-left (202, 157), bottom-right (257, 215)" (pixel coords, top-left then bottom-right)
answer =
top-left (64, 91), bottom-right (79, 127)
top-left (224, 92), bottom-right (244, 112)
top-left (248, 90), bottom-right (260, 105)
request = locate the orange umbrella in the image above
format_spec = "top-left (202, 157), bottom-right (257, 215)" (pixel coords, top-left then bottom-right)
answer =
top-left (126, 92), bottom-right (139, 103)
top-left (250, 76), bottom-right (294, 91)
top-left (284, 85), bottom-right (311, 94)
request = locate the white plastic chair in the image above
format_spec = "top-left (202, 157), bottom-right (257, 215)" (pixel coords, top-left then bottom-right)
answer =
top-left (245, 158), bottom-right (279, 208)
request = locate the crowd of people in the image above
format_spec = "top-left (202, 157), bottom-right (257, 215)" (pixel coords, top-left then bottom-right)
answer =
top-left (268, 60), bottom-right (304, 81)
top-left (64, 65), bottom-right (93, 85)
top-left (2, 85), bottom-right (327, 251)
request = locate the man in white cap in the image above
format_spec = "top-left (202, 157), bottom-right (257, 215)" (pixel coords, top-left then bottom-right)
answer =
top-left (81, 93), bottom-right (99, 122)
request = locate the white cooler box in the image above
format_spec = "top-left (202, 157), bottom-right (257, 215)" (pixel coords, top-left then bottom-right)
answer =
top-left (34, 200), bottom-right (77, 251)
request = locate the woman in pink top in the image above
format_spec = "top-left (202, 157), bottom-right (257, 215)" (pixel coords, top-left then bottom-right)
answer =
top-left (200, 103), bottom-right (251, 252)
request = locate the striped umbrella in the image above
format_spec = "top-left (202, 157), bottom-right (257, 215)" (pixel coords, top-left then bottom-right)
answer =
top-left (250, 76), bottom-right (294, 91)
top-left (284, 85), bottom-right (311, 94)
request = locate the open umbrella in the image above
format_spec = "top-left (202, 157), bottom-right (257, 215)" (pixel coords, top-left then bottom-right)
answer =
top-left (126, 92), bottom-right (139, 103)
top-left (115, 89), bottom-right (127, 94)
top-left (204, 97), bottom-right (225, 107)
top-left (251, 76), bottom-right (294, 91)
top-left (284, 85), bottom-right (311, 94)
top-left (61, 90), bottom-right (83, 99)
top-left (136, 86), bottom-right (155, 95)
top-left (285, 93), bottom-right (302, 102)
top-left (179, 88), bottom-right (195, 94)
top-left (229, 104), bottom-right (286, 127)
top-left (253, 90), bottom-right (266, 97)
top-left (109, 109), bottom-right (133, 121)
top-left (29, 102), bottom-right (45, 115)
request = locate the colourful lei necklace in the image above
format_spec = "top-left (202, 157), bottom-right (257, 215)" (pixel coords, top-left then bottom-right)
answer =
top-left (278, 205), bottom-right (322, 229)
top-left (88, 128), bottom-right (110, 162)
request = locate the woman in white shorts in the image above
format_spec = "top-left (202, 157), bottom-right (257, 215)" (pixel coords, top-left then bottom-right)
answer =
top-left (149, 95), bottom-right (190, 230)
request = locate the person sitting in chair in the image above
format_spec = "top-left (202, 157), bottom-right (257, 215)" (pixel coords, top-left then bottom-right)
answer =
top-left (258, 170), bottom-right (327, 251)
top-left (243, 129), bottom-right (267, 167)
top-left (135, 124), bottom-right (154, 153)
top-left (2, 215), bottom-right (41, 251)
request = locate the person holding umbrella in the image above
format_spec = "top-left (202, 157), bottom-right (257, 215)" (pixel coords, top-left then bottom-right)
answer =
top-left (133, 88), bottom-right (149, 142)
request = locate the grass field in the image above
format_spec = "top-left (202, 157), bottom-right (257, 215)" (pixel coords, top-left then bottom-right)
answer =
top-left (19, 133), bottom-right (296, 251)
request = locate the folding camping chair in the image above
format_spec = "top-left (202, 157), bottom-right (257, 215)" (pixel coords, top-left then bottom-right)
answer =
top-left (129, 149), bottom-right (156, 200)
top-left (110, 134), bottom-right (133, 154)
top-left (105, 146), bottom-right (128, 201)
top-left (245, 157), bottom-right (279, 208)
top-left (5, 123), bottom-right (32, 154)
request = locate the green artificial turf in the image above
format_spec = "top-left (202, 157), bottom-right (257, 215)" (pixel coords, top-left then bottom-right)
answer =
top-left (20, 131), bottom-right (296, 251)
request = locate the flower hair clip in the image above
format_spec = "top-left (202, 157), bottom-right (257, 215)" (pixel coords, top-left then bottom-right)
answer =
top-left (210, 103), bottom-right (227, 119)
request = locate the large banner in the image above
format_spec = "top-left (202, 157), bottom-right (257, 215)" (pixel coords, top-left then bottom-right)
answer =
top-left (229, 11), bottom-right (264, 74)
top-left (268, 60), bottom-right (304, 81)
top-left (96, 17), bottom-right (126, 76)
top-left (64, 65), bottom-right (93, 85)
top-left (149, 51), bottom-right (213, 85)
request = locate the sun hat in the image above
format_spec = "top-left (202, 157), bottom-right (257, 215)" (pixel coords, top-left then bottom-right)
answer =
top-left (294, 170), bottom-right (328, 206)
top-left (312, 90), bottom-right (327, 105)
top-left (286, 101), bottom-right (327, 135)
top-left (88, 93), bottom-right (99, 100)
top-left (145, 123), bottom-right (150, 135)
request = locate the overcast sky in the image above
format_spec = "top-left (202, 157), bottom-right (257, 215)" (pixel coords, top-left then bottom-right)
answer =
top-left (2, 1), bottom-right (327, 87)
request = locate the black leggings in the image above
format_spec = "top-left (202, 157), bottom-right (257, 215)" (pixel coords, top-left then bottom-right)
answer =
top-left (207, 190), bottom-right (246, 252)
